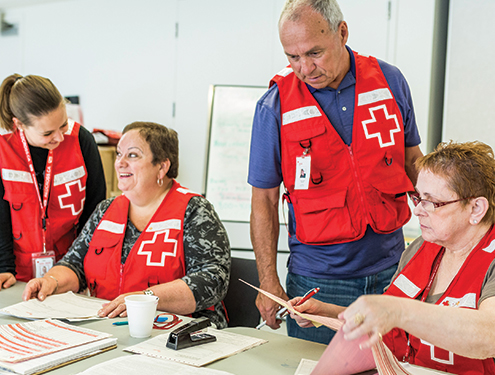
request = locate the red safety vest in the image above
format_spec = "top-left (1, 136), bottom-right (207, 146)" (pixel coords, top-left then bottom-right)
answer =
top-left (0, 120), bottom-right (87, 281)
top-left (84, 181), bottom-right (199, 300)
top-left (384, 226), bottom-right (495, 375)
top-left (272, 51), bottom-right (413, 245)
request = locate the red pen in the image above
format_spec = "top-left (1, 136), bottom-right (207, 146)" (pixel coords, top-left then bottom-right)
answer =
top-left (256, 287), bottom-right (321, 329)
top-left (295, 287), bottom-right (320, 307)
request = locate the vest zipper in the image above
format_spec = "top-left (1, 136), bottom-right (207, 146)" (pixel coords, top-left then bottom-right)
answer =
top-left (118, 263), bottom-right (124, 295)
top-left (348, 145), bottom-right (369, 224)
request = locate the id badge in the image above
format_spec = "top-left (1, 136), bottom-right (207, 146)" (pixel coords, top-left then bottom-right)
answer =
top-left (295, 155), bottom-right (311, 190)
top-left (32, 250), bottom-right (55, 278)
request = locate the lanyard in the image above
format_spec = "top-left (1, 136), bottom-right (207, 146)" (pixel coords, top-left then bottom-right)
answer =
top-left (404, 247), bottom-right (446, 362)
top-left (18, 129), bottom-right (54, 253)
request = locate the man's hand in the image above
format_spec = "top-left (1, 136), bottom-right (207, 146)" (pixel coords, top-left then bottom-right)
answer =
top-left (256, 282), bottom-right (288, 329)
top-left (0, 272), bottom-right (16, 290)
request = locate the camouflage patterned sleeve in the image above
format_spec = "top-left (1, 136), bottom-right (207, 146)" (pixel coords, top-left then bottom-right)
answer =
top-left (182, 196), bottom-right (231, 328)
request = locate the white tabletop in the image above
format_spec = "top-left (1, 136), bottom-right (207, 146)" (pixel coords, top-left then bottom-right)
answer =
top-left (0, 282), bottom-right (326, 375)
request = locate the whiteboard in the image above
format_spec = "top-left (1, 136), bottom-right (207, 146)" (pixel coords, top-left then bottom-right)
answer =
top-left (204, 85), bottom-right (267, 222)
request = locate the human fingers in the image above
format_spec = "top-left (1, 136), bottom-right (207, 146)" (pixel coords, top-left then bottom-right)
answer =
top-left (98, 295), bottom-right (127, 318)
top-left (256, 293), bottom-right (282, 329)
top-left (0, 273), bottom-right (16, 290)
top-left (358, 331), bottom-right (383, 350)
top-left (289, 310), bottom-right (315, 328)
top-left (22, 279), bottom-right (43, 301)
top-left (339, 296), bottom-right (394, 342)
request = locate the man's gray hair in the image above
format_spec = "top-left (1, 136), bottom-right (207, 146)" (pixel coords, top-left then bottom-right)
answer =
top-left (279, 0), bottom-right (344, 32)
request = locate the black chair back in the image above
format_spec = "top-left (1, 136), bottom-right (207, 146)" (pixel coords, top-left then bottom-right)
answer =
top-left (223, 257), bottom-right (261, 328)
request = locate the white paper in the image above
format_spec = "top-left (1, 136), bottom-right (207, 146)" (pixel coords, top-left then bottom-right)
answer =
top-left (0, 338), bottom-right (117, 375)
top-left (0, 319), bottom-right (112, 363)
top-left (125, 328), bottom-right (266, 367)
top-left (294, 359), bottom-right (318, 375)
top-left (74, 355), bottom-right (235, 375)
top-left (0, 292), bottom-right (108, 321)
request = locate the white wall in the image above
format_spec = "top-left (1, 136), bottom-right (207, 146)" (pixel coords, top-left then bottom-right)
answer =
top-left (0, 0), bottom-right (435, 273)
top-left (442, 0), bottom-right (495, 148)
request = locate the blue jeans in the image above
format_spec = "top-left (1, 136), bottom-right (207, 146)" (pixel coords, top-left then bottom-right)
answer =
top-left (285, 263), bottom-right (398, 345)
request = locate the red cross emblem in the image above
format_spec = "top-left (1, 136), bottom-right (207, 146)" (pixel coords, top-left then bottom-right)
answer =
top-left (137, 230), bottom-right (177, 266)
top-left (361, 104), bottom-right (400, 148)
top-left (420, 339), bottom-right (454, 365)
top-left (58, 180), bottom-right (86, 216)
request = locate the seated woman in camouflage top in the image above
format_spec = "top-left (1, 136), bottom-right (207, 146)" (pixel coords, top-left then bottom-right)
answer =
top-left (23, 121), bottom-right (231, 328)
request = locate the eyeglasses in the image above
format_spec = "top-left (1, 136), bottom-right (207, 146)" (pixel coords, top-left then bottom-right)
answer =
top-left (410, 193), bottom-right (474, 213)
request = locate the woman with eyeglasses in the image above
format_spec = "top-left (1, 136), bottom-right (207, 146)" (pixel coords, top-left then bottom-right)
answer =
top-left (290, 141), bottom-right (495, 375)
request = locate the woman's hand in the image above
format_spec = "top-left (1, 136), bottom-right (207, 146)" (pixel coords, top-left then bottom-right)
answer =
top-left (97, 291), bottom-right (143, 318)
top-left (0, 272), bottom-right (16, 290)
top-left (289, 297), bottom-right (328, 328)
top-left (22, 276), bottom-right (58, 301)
top-left (339, 295), bottom-right (403, 349)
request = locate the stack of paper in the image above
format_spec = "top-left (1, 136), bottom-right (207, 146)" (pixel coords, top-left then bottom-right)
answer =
top-left (0, 319), bottom-right (117, 375)
top-left (0, 292), bottom-right (108, 322)
top-left (125, 328), bottom-right (266, 367)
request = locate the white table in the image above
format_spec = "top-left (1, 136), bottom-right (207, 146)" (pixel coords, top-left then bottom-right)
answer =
top-left (0, 282), bottom-right (326, 375)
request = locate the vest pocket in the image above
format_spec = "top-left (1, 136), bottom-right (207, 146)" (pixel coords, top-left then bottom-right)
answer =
top-left (367, 180), bottom-right (411, 233)
top-left (293, 188), bottom-right (359, 244)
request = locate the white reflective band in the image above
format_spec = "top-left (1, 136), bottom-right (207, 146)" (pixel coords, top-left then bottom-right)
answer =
top-left (2, 169), bottom-right (32, 183)
top-left (277, 67), bottom-right (293, 77)
top-left (392, 274), bottom-right (421, 298)
top-left (97, 220), bottom-right (125, 234)
top-left (176, 187), bottom-right (197, 195)
top-left (65, 118), bottom-right (75, 135)
top-left (483, 239), bottom-right (495, 253)
top-left (282, 106), bottom-right (322, 126)
top-left (357, 88), bottom-right (393, 106)
top-left (440, 293), bottom-right (476, 308)
top-left (53, 166), bottom-right (86, 186)
top-left (146, 219), bottom-right (181, 232)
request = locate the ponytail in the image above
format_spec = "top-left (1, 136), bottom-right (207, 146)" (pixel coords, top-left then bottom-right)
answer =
top-left (0, 74), bottom-right (64, 131)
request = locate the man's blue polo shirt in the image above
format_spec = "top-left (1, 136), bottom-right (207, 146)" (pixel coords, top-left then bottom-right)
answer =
top-left (248, 46), bottom-right (421, 279)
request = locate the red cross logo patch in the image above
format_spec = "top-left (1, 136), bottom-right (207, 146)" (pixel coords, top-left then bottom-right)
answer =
top-left (420, 339), bottom-right (454, 365)
top-left (137, 229), bottom-right (177, 266)
top-left (58, 180), bottom-right (86, 216)
top-left (361, 104), bottom-right (400, 148)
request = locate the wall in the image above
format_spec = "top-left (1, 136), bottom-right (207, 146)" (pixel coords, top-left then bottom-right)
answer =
top-left (442, 0), bottom-right (495, 148)
top-left (0, 0), bottom-right (436, 282)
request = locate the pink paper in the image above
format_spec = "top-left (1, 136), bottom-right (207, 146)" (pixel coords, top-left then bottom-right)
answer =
top-left (311, 328), bottom-right (376, 375)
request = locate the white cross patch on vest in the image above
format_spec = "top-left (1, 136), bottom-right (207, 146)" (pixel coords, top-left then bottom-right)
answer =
top-left (361, 104), bottom-right (400, 148)
top-left (58, 180), bottom-right (86, 216)
top-left (420, 339), bottom-right (454, 365)
top-left (137, 229), bottom-right (178, 266)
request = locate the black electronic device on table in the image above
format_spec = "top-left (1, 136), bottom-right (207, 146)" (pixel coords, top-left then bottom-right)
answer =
top-left (166, 317), bottom-right (216, 350)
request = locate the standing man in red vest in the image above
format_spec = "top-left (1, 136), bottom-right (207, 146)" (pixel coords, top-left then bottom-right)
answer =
top-left (248, 0), bottom-right (423, 344)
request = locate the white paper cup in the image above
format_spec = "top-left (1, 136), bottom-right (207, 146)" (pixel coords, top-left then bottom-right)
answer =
top-left (124, 295), bottom-right (159, 338)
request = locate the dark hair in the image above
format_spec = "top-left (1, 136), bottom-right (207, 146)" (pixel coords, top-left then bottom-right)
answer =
top-left (416, 140), bottom-right (495, 225)
top-left (122, 122), bottom-right (179, 179)
top-left (0, 74), bottom-right (64, 131)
